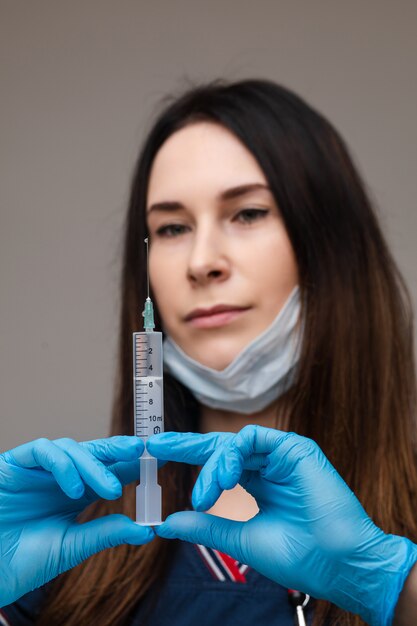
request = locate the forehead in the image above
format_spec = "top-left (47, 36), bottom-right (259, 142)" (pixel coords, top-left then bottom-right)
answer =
top-left (146, 121), bottom-right (267, 205)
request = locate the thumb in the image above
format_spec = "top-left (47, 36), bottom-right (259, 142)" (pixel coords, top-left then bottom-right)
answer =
top-left (63, 514), bottom-right (155, 568)
top-left (156, 511), bottom-right (245, 561)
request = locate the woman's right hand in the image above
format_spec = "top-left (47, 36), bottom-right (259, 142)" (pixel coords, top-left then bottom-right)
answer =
top-left (0, 436), bottom-right (154, 608)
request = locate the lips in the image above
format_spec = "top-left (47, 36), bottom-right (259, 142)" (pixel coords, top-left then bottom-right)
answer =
top-left (185, 304), bottom-right (250, 322)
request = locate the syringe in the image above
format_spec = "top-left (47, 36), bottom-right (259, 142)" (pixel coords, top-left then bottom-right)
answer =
top-left (133, 238), bottom-right (163, 525)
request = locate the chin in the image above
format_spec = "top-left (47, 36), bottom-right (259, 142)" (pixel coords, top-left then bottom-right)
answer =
top-left (203, 358), bottom-right (233, 371)
top-left (191, 344), bottom-right (240, 371)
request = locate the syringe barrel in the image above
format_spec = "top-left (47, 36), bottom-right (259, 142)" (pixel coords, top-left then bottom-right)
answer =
top-left (133, 331), bottom-right (164, 450)
top-left (133, 331), bottom-right (163, 378)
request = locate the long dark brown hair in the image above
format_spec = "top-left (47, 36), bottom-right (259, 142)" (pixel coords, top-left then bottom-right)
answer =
top-left (38, 78), bottom-right (417, 626)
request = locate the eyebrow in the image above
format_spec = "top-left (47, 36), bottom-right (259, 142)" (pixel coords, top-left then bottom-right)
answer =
top-left (146, 183), bottom-right (271, 214)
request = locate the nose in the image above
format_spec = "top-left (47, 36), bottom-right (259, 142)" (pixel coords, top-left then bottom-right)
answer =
top-left (186, 225), bottom-right (230, 287)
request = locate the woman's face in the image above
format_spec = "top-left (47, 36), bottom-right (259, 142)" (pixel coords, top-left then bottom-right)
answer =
top-left (146, 122), bottom-right (299, 370)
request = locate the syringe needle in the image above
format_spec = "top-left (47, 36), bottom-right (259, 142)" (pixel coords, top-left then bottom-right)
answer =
top-left (142, 238), bottom-right (155, 332)
top-left (144, 237), bottom-right (150, 299)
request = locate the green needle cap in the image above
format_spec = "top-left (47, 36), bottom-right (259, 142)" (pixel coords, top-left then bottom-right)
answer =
top-left (142, 297), bottom-right (155, 331)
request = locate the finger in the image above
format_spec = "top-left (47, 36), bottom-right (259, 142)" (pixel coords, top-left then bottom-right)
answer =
top-left (63, 514), bottom-right (155, 570)
top-left (194, 453), bottom-right (266, 512)
top-left (218, 451), bottom-right (265, 488)
top-left (259, 432), bottom-right (324, 484)
top-left (3, 438), bottom-right (86, 499)
top-left (155, 511), bottom-right (246, 562)
top-left (193, 426), bottom-right (305, 511)
top-left (147, 432), bottom-right (234, 511)
top-left (230, 424), bottom-right (286, 463)
top-left (103, 460), bottom-right (140, 486)
top-left (193, 426), bottom-right (286, 509)
top-left (53, 438), bottom-right (125, 499)
top-left (220, 427), bottom-right (328, 490)
top-left (80, 436), bottom-right (144, 464)
top-left (193, 459), bottom-right (261, 512)
top-left (215, 426), bottom-right (305, 488)
top-left (146, 431), bottom-right (233, 465)
top-left (192, 444), bottom-right (229, 511)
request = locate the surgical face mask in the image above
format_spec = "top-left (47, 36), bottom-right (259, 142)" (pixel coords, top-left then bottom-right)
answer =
top-left (163, 285), bottom-right (303, 414)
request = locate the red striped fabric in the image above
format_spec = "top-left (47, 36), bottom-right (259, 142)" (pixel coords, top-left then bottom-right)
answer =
top-left (216, 551), bottom-right (247, 583)
top-left (195, 544), bottom-right (248, 583)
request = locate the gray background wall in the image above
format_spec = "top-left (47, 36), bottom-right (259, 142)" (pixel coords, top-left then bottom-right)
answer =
top-left (1, 1), bottom-right (416, 450)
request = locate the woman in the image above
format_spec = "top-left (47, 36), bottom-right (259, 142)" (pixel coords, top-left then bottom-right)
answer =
top-left (3, 78), bottom-right (417, 625)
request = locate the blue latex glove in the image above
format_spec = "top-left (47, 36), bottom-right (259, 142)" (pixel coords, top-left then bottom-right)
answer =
top-left (147, 426), bottom-right (417, 626)
top-left (0, 436), bottom-right (154, 607)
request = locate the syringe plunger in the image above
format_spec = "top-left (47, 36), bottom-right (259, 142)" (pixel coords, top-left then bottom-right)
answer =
top-left (136, 457), bottom-right (161, 525)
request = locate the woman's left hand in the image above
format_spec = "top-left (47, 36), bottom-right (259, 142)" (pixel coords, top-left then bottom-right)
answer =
top-left (147, 426), bottom-right (417, 626)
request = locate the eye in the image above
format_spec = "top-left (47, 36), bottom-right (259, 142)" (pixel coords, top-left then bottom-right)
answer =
top-left (155, 223), bottom-right (190, 238)
top-left (234, 208), bottom-right (269, 224)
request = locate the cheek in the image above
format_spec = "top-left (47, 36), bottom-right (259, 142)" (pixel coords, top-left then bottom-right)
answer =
top-left (241, 229), bottom-right (298, 292)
